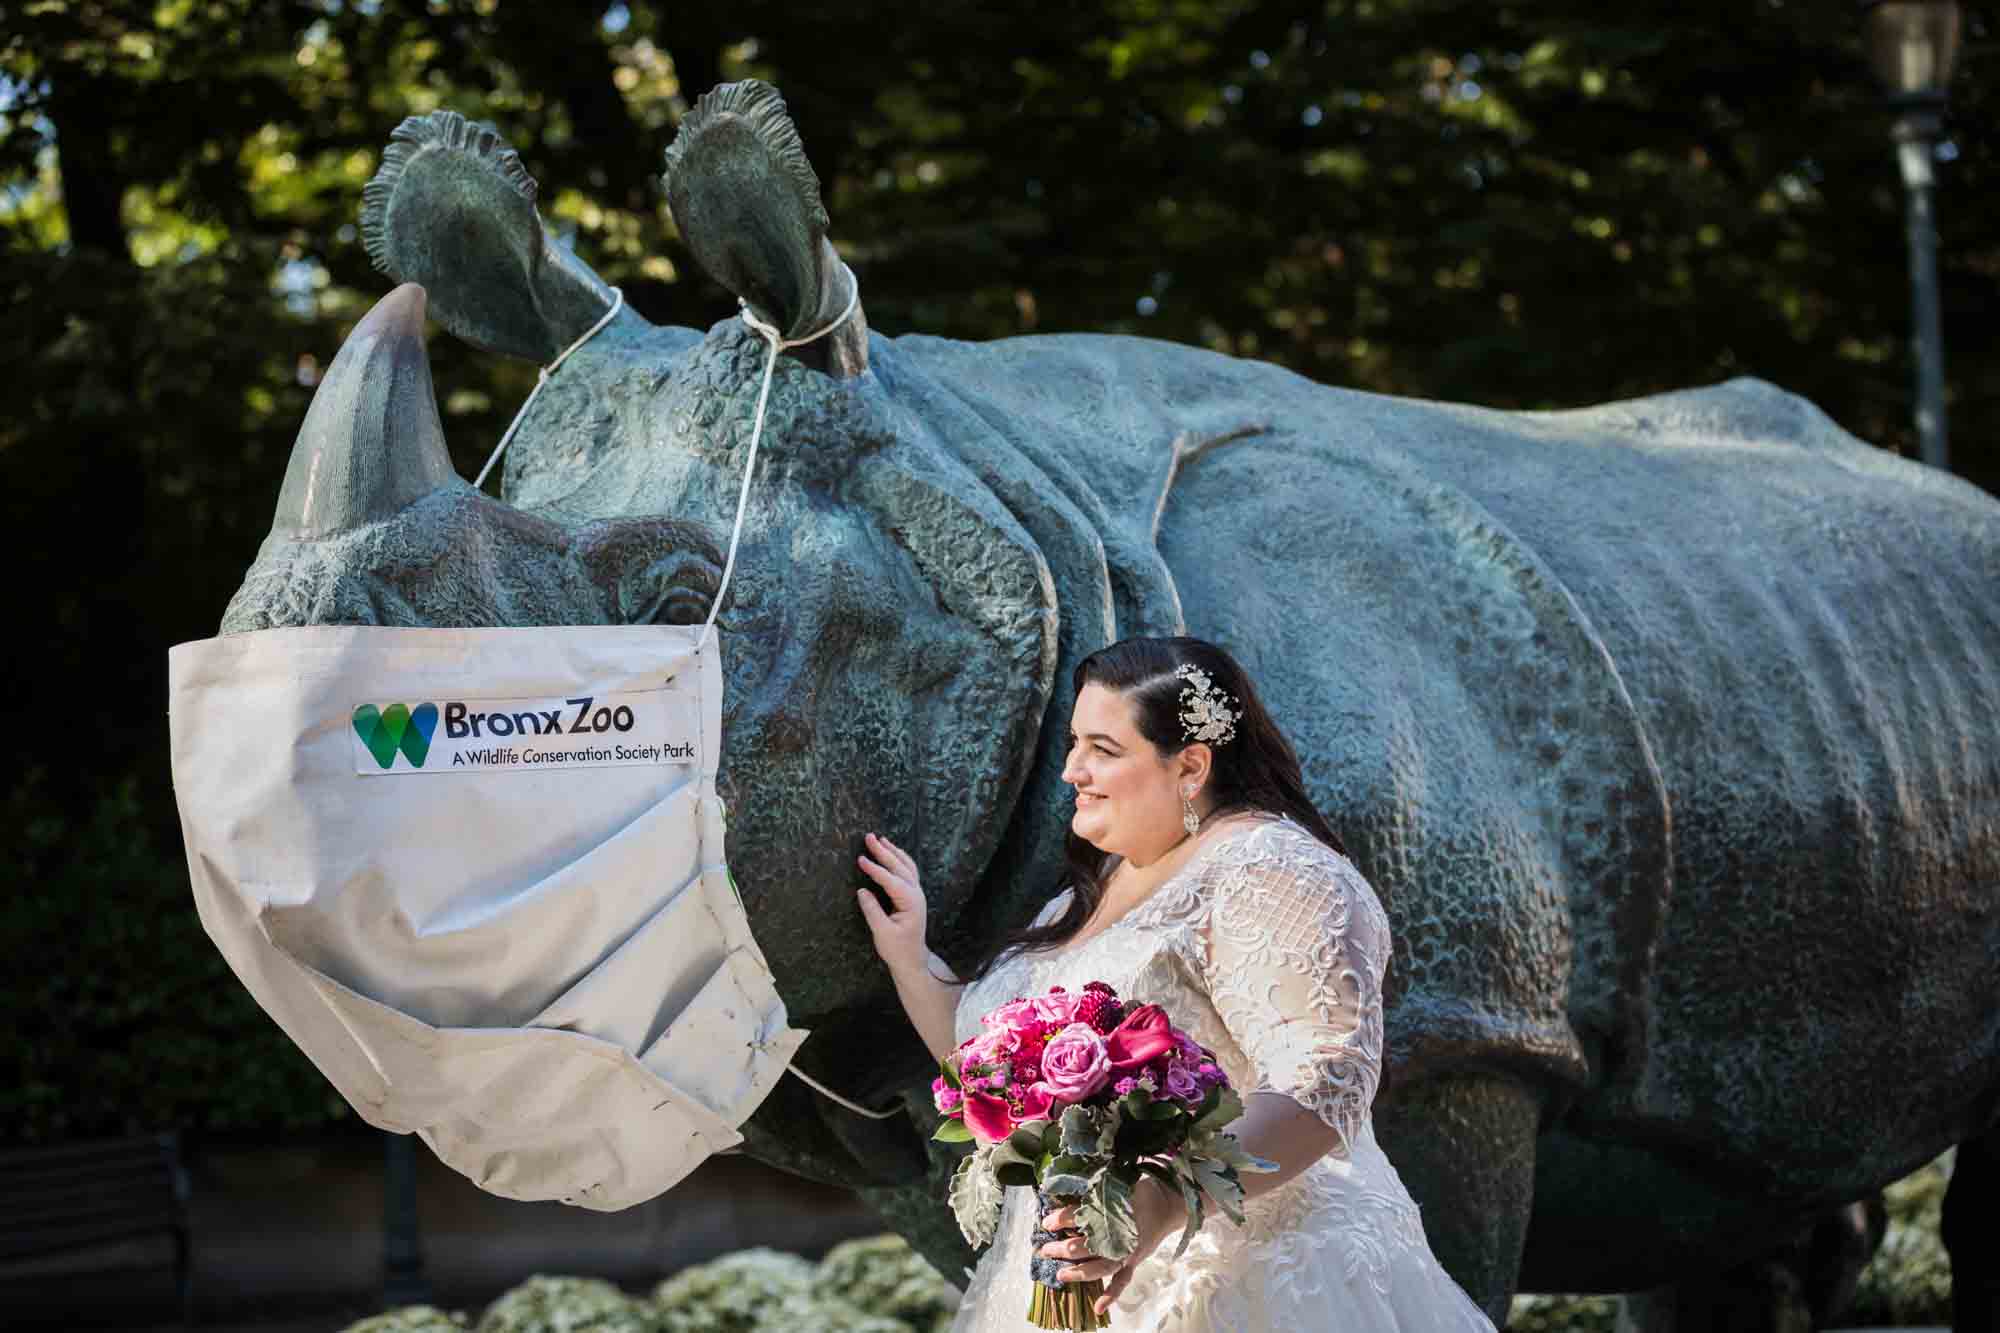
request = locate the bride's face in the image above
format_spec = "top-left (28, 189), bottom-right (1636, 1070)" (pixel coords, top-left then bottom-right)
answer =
top-left (1061, 681), bottom-right (1181, 857)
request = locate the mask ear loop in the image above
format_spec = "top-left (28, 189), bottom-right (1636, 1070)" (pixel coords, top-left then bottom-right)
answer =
top-left (699, 267), bottom-right (902, 1123)
top-left (696, 264), bottom-right (860, 656)
top-left (473, 287), bottom-right (627, 492)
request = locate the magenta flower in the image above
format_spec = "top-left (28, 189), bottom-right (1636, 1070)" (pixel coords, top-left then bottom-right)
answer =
top-left (962, 1090), bottom-right (1016, 1146)
top-left (1016, 1081), bottom-right (1058, 1123)
top-left (1105, 1003), bottom-right (1176, 1072)
top-left (1038, 1022), bottom-right (1113, 1102)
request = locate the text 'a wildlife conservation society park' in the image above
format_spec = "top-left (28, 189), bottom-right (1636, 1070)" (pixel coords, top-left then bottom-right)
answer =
top-left (349, 692), bottom-right (698, 776)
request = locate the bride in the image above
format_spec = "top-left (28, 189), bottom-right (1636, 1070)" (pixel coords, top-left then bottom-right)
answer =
top-left (855, 635), bottom-right (1497, 1331)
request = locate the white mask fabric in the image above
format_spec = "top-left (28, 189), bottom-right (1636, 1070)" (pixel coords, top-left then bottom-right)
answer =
top-left (169, 622), bottom-right (807, 1209)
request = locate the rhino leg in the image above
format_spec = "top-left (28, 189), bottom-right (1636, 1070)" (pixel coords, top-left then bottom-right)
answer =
top-left (1612, 1198), bottom-right (1880, 1333)
top-left (1944, 1124), bottom-right (2000, 1333)
top-left (1374, 1072), bottom-right (1542, 1321)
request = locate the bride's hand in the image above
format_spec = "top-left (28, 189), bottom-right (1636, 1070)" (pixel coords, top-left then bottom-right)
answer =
top-left (1038, 1176), bottom-right (1182, 1317)
top-left (854, 832), bottom-right (929, 975)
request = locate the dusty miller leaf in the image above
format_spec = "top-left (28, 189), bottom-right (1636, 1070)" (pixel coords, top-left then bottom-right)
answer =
top-left (950, 1147), bottom-right (1005, 1248)
top-left (1076, 1163), bottom-right (1140, 1262)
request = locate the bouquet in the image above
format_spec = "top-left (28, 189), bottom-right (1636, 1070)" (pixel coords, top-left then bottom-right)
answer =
top-left (932, 982), bottom-right (1274, 1330)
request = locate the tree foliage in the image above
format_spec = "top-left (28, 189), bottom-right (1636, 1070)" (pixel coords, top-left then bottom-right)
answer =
top-left (2, 0), bottom-right (1994, 1137)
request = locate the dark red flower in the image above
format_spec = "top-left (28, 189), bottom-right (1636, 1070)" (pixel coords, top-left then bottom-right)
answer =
top-left (1105, 1003), bottom-right (1176, 1071)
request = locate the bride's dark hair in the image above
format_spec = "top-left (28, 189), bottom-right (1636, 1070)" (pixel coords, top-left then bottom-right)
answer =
top-left (958, 635), bottom-right (1348, 985)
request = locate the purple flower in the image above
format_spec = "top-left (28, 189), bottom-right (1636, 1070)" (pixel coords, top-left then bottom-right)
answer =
top-left (1039, 1022), bottom-right (1113, 1102)
top-left (1164, 1063), bottom-right (1203, 1103)
top-left (1113, 1076), bottom-right (1139, 1096)
top-left (1196, 1061), bottom-right (1226, 1088)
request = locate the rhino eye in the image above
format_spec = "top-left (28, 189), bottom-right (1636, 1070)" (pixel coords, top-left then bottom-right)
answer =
top-left (629, 552), bottom-right (720, 626)
top-left (657, 587), bottom-right (710, 626)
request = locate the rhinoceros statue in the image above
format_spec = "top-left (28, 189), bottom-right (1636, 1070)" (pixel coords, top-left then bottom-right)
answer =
top-left (220, 81), bottom-right (2000, 1327)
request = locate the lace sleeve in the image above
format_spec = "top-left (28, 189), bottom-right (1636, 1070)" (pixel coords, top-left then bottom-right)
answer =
top-left (1200, 830), bottom-right (1388, 1159)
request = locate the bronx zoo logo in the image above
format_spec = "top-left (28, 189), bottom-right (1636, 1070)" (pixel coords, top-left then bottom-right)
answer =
top-left (352, 702), bottom-right (439, 770)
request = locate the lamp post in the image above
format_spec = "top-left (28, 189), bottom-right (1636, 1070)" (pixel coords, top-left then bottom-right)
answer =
top-left (1861, 1), bottom-right (1963, 471)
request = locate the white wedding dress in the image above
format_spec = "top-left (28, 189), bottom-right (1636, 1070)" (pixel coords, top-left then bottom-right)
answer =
top-left (949, 814), bottom-right (1497, 1333)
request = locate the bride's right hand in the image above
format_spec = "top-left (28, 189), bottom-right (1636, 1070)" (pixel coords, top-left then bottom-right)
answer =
top-left (855, 831), bottom-right (928, 974)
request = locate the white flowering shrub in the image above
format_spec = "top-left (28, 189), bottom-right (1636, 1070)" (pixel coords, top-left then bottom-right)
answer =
top-left (475, 1275), bottom-right (668, 1333)
top-left (1505, 1293), bottom-right (1617, 1332)
top-left (1847, 1148), bottom-right (1954, 1327)
top-left (650, 1248), bottom-right (817, 1331)
top-left (339, 1308), bottom-right (471, 1333)
top-left (813, 1235), bottom-right (958, 1333)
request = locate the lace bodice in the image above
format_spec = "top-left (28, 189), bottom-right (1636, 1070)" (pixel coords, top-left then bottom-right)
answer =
top-left (957, 814), bottom-right (1387, 1155)
top-left (948, 815), bottom-right (1495, 1332)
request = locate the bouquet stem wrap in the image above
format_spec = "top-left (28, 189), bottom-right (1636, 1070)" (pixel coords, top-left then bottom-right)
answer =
top-left (1028, 1186), bottom-right (1111, 1330)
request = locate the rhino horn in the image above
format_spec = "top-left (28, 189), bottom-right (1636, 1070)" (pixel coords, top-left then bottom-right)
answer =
top-left (272, 282), bottom-right (460, 538)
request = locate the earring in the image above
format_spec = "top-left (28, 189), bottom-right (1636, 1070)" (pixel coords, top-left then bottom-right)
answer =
top-left (1181, 788), bottom-right (1200, 836)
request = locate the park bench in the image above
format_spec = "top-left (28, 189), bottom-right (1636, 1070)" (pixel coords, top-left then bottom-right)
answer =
top-left (0, 1131), bottom-right (193, 1324)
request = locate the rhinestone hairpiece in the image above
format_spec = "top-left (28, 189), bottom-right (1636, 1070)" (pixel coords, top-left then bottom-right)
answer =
top-left (1175, 664), bottom-right (1240, 747)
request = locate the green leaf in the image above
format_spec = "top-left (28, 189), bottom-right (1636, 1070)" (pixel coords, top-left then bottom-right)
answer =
top-left (1190, 1156), bottom-right (1245, 1226)
top-left (1041, 1170), bottom-right (1093, 1198)
top-left (931, 1117), bottom-right (973, 1143)
top-left (950, 1148), bottom-right (1006, 1247)
top-left (1191, 1086), bottom-right (1243, 1136)
top-left (1133, 1095), bottom-right (1184, 1121)
top-left (1137, 1160), bottom-right (1204, 1261)
top-left (994, 1158), bottom-right (1038, 1188)
top-left (1207, 1131), bottom-right (1279, 1174)
top-left (940, 1056), bottom-right (962, 1091)
top-left (1076, 1163), bottom-right (1140, 1262)
top-left (1059, 1104), bottom-right (1111, 1158)
top-left (1009, 1120), bottom-right (1051, 1159)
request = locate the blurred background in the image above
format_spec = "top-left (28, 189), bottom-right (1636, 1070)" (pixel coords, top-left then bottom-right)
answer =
top-left (0, 0), bottom-right (1988, 1327)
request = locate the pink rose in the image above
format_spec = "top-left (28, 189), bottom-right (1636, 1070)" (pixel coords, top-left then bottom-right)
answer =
top-left (1031, 991), bottom-right (1080, 1026)
top-left (1165, 1063), bottom-right (1203, 1103)
top-left (983, 997), bottom-right (1042, 1034)
top-left (1039, 1022), bottom-right (1113, 1102)
top-left (962, 1090), bottom-right (1016, 1146)
top-left (1106, 1004), bottom-right (1176, 1071)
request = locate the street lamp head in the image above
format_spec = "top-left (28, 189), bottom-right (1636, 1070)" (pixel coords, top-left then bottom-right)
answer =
top-left (1861, 1), bottom-right (1964, 107)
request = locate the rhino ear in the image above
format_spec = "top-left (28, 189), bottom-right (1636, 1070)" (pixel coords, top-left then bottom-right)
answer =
top-left (664, 80), bottom-right (867, 376)
top-left (362, 110), bottom-right (624, 363)
top-left (850, 440), bottom-right (1058, 901)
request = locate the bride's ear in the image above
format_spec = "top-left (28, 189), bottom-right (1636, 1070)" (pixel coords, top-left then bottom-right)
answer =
top-left (1177, 743), bottom-right (1214, 793)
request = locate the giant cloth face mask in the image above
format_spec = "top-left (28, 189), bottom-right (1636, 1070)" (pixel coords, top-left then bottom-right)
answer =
top-left (169, 270), bottom-right (889, 1210)
top-left (169, 623), bottom-right (806, 1209)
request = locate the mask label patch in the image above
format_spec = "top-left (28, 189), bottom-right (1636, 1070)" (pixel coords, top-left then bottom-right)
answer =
top-left (349, 691), bottom-right (697, 775)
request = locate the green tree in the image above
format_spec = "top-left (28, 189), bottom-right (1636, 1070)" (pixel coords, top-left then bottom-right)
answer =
top-left (2, 0), bottom-right (1993, 1138)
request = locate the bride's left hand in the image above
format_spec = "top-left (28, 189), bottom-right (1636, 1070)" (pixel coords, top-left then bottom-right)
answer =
top-left (1038, 1176), bottom-right (1182, 1317)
